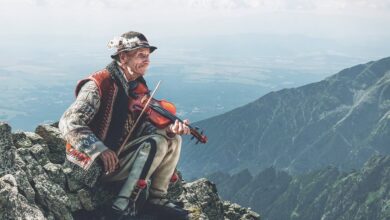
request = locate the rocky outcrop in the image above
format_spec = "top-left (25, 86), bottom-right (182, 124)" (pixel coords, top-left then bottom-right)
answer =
top-left (0, 122), bottom-right (259, 220)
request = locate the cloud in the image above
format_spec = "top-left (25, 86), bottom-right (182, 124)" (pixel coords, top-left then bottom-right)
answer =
top-left (5, 0), bottom-right (390, 11)
top-left (187, 0), bottom-right (390, 11)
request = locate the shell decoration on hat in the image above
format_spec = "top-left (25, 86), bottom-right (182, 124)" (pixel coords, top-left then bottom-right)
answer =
top-left (107, 36), bottom-right (142, 49)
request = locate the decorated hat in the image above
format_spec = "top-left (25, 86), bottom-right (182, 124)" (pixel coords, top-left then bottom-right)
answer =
top-left (108, 31), bottom-right (157, 58)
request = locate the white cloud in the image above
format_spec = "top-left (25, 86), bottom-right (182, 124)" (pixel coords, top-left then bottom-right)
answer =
top-left (0, 0), bottom-right (389, 41)
top-left (3, 0), bottom-right (390, 11)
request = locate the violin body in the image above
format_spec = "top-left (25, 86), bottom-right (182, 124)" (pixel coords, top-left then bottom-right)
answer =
top-left (129, 97), bottom-right (176, 129)
top-left (128, 80), bottom-right (208, 144)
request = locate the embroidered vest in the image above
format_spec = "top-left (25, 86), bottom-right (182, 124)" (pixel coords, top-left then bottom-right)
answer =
top-left (66, 68), bottom-right (135, 169)
top-left (76, 69), bottom-right (119, 142)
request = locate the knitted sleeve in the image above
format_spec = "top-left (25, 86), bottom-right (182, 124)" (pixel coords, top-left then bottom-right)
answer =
top-left (59, 81), bottom-right (108, 159)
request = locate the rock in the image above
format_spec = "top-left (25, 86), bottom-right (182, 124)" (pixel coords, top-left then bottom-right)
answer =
top-left (77, 188), bottom-right (94, 211)
top-left (35, 124), bottom-right (66, 164)
top-left (0, 174), bottom-right (45, 220)
top-left (31, 144), bottom-right (50, 165)
top-left (67, 193), bottom-right (83, 212)
top-left (0, 123), bottom-right (260, 220)
top-left (33, 174), bottom-right (73, 220)
top-left (25, 131), bottom-right (45, 145)
top-left (0, 123), bottom-right (15, 171)
top-left (223, 201), bottom-right (260, 220)
top-left (43, 162), bottom-right (66, 189)
top-left (180, 178), bottom-right (224, 220)
top-left (13, 170), bottom-right (36, 204)
top-left (19, 147), bottom-right (46, 182)
top-left (12, 132), bottom-right (33, 149)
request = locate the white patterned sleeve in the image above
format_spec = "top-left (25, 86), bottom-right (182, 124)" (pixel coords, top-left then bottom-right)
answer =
top-left (59, 81), bottom-right (108, 159)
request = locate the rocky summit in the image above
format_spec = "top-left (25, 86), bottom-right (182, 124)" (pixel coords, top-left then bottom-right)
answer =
top-left (0, 122), bottom-right (259, 220)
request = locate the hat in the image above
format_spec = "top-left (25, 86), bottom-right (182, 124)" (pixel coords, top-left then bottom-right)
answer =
top-left (108, 31), bottom-right (157, 59)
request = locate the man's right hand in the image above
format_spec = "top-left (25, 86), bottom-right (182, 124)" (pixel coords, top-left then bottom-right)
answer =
top-left (99, 149), bottom-right (119, 174)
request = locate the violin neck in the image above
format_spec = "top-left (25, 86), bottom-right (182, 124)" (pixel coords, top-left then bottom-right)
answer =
top-left (150, 104), bottom-right (194, 130)
top-left (150, 103), bottom-right (206, 143)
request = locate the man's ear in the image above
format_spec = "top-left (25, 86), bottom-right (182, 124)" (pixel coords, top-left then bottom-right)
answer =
top-left (118, 52), bottom-right (127, 63)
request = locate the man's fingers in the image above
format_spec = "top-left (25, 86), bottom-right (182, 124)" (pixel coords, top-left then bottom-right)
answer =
top-left (107, 153), bottom-right (113, 173)
top-left (107, 152), bottom-right (113, 172)
top-left (99, 149), bottom-right (119, 174)
top-left (178, 121), bottom-right (183, 134)
top-left (171, 120), bottom-right (179, 133)
top-left (112, 153), bottom-right (119, 168)
top-left (183, 124), bottom-right (190, 135)
top-left (169, 119), bottom-right (193, 135)
top-left (110, 152), bottom-right (118, 172)
top-left (101, 154), bottom-right (108, 172)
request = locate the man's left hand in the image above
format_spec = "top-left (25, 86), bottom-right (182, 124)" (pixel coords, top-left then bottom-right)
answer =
top-left (167, 119), bottom-right (191, 135)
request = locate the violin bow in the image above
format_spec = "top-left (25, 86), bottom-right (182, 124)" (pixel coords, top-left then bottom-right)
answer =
top-left (116, 80), bottom-right (161, 155)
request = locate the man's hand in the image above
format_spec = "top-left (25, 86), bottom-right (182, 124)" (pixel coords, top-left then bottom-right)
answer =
top-left (99, 149), bottom-right (119, 174)
top-left (167, 119), bottom-right (191, 135)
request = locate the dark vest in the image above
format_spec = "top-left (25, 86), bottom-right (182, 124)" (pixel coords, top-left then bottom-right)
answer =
top-left (75, 68), bottom-right (140, 152)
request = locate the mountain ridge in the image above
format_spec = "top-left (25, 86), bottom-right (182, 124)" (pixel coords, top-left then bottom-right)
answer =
top-left (180, 56), bottom-right (390, 178)
top-left (207, 154), bottom-right (390, 220)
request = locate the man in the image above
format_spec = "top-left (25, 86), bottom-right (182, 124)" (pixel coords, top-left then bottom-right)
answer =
top-left (59, 31), bottom-right (190, 219)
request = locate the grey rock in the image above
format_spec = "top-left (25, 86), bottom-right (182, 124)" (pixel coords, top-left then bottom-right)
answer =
top-left (223, 201), bottom-right (260, 220)
top-left (77, 188), bottom-right (94, 211)
top-left (33, 174), bottom-right (73, 220)
top-left (22, 148), bottom-right (47, 182)
top-left (30, 144), bottom-right (50, 165)
top-left (67, 193), bottom-right (83, 212)
top-left (13, 170), bottom-right (36, 204)
top-left (0, 174), bottom-right (46, 220)
top-left (63, 166), bottom-right (85, 192)
top-left (181, 178), bottom-right (224, 220)
top-left (12, 132), bottom-right (33, 148)
top-left (35, 124), bottom-right (66, 164)
top-left (25, 131), bottom-right (45, 145)
top-left (0, 122), bottom-right (15, 171)
top-left (43, 162), bottom-right (66, 189)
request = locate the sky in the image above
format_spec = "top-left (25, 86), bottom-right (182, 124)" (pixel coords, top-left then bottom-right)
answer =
top-left (0, 0), bottom-right (389, 68)
top-left (1, 0), bottom-right (390, 39)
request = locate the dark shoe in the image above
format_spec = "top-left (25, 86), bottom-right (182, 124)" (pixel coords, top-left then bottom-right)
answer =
top-left (142, 198), bottom-right (189, 220)
top-left (105, 207), bottom-right (128, 220)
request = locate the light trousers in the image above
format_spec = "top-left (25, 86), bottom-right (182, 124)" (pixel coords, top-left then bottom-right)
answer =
top-left (102, 133), bottom-right (182, 198)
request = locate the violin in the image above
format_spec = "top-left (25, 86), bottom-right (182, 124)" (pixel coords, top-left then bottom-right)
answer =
top-left (128, 81), bottom-right (208, 144)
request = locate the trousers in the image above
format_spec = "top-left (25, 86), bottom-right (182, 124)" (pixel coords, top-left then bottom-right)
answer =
top-left (102, 133), bottom-right (182, 199)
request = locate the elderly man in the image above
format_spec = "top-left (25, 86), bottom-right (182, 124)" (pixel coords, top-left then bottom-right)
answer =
top-left (59, 31), bottom-right (190, 219)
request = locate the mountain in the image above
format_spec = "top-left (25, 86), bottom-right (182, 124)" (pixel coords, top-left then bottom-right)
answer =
top-left (180, 56), bottom-right (390, 178)
top-left (0, 122), bottom-right (259, 220)
top-left (207, 155), bottom-right (390, 220)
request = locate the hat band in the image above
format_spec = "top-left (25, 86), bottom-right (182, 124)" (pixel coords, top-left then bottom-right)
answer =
top-left (108, 36), bottom-right (150, 50)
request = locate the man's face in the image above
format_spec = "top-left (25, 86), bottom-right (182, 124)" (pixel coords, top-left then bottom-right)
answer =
top-left (122, 48), bottom-right (151, 76)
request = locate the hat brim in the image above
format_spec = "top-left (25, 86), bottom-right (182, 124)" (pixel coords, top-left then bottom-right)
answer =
top-left (111, 45), bottom-right (157, 59)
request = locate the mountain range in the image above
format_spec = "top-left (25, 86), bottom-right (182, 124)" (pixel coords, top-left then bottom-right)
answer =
top-left (180, 56), bottom-right (390, 178)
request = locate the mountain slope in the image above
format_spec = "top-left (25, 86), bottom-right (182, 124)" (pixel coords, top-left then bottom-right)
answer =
top-left (207, 155), bottom-right (390, 220)
top-left (180, 56), bottom-right (390, 178)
